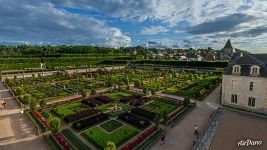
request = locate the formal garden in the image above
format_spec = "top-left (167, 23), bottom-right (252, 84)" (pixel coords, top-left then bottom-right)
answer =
top-left (2, 68), bottom-right (220, 150)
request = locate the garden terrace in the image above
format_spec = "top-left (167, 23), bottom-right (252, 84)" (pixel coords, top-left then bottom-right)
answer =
top-left (63, 108), bottom-right (99, 123)
top-left (121, 126), bottom-right (160, 150)
top-left (100, 119), bottom-right (123, 132)
top-left (118, 113), bottom-right (151, 130)
top-left (82, 125), bottom-right (139, 149)
top-left (61, 129), bottom-right (91, 150)
top-left (51, 102), bottom-right (89, 118)
top-left (82, 98), bottom-right (104, 107)
top-left (72, 113), bottom-right (109, 130)
top-left (131, 108), bottom-right (156, 120)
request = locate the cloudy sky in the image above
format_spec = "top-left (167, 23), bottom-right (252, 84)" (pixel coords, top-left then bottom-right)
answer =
top-left (1, 0), bottom-right (267, 53)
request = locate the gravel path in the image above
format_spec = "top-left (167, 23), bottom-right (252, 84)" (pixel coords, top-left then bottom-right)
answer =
top-left (0, 82), bottom-right (48, 150)
top-left (150, 84), bottom-right (221, 150)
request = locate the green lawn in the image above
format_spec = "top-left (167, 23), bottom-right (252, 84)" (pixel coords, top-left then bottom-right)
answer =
top-left (52, 102), bottom-right (88, 118)
top-left (100, 120), bottom-right (123, 132)
top-left (82, 125), bottom-right (138, 149)
top-left (107, 91), bottom-right (132, 100)
top-left (148, 100), bottom-right (177, 117)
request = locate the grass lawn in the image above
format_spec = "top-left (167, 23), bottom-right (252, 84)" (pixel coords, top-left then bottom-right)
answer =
top-left (148, 100), bottom-right (177, 116)
top-left (107, 91), bottom-right (132, 100)
top-left (100, 120), bottom-right (123, 132)
top-left (82, 125), bottom-right (138, 149)
top-left (52, 102), bottom-right (88, 118)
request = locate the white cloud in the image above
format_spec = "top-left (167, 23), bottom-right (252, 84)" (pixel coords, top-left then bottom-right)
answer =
top-left (0, 0), bottom-right (131, 47)
top-left (138, 26), bottom-right (169, 35)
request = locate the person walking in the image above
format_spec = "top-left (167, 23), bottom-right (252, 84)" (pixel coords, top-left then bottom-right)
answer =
top-left (194, 124), bottom-right (198, 136)
top-left (160, 134), bottom-right (165, 145)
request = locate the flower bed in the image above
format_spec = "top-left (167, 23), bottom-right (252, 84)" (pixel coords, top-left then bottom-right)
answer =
top-left (100, 120), bottom-right (123, 132)
top-left (163, 105), bottom-right (185, 123)
top-left (95, 96), bottom-right (112, 103)
top-left (82, 126), bottom-right (138, 149)
top-left (82, 97), bottom-right (104, 107)
top-left (118, 113), bottom-right (150, 130)
top-left (61, 129), bottom-right (91, 150)
top-left (131, 108), bottom-right (156, 120)
top-left (72, 113), bottom-right (109, 130)
top-left (120, 126), bottom-right (159, 150)
top-left (32, 110), bottom-right (48, 129)
top-left (52, 102), bottom-right (89, 118)
top-left (53, 132), bottom-right (72, 150)
top-left (64, 109), bottom-right (99, 123)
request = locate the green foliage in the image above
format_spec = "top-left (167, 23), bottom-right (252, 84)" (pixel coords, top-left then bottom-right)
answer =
top-left (61, 129), bottom-right (91, 150)
top-left (52, 102), bottom-right (88, 118)
top-left (29, 99), bottom-right (37, 111)
top-left (100, 120), bottom-right (123, 132)
top-left (48, 116), bottom-right (61, 133)
top-left (82, 126), bottom-right (138, 149)
top-left (183, 97), bottom-right (190, 107)
top-left (22, 94), bottom-right (32, 105)
top-left (104, 141), bottom-right (116, 150)
top-left (81, 90), bottom-right (87, 98)
top-left (39, 99), bottom-right (46, 109)
top-left (91, 89), bottom-right (97, 95)
top-left (143, 87), bottom-right (148, 95)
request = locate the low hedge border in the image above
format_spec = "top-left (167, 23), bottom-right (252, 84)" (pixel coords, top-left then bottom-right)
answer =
top-left (44, 135), bottom-right (62, 150)
top-left (170, 103), bottom-right (196, 127)
top-left (61, 129), bottom-right (91, 150)
top-left (26, 111), bottom-right (46, 132)
top-left (133, 128), bottom-right (164, 150)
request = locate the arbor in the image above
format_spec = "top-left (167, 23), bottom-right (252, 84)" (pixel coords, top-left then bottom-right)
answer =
top-left (104, 141), bottom-right (116, 150)
top-left (48, 116), bottom-right (61, 133)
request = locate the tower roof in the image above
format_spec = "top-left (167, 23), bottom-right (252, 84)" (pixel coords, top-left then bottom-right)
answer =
top-left (223, 39), bottom-right (233, 49)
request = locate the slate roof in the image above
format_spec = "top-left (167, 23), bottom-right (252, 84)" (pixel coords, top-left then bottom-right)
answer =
top-left (224, 54), bottom-right (267, 77)
top-left (223, 39), bottom-right (233, 49)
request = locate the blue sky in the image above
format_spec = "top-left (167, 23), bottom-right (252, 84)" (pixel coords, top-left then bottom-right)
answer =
top-left (1, 0), bottom-right (267, 53)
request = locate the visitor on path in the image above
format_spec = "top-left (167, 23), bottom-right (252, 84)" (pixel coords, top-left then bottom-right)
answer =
top-left (3, 101), bottom-right (6, 108)
top-left (160, 134), bottom-right (165, 145)
top-left (194, 124), bottom-right (199, 136)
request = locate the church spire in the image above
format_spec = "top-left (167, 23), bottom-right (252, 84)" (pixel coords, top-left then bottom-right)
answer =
top-left (223, 39), bottom-right (233, 49)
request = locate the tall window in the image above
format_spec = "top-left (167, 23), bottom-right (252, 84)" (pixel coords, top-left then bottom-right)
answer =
top-left (250, 66), bottom-right (260, 75)
top-left (248, 97), bottom-right (255, 107)
top-left (231, 94), bottom-right (237, 103)
top-left (233, 65), bottom-right (241, 74)
top-left (249, 82), bottom-right (254, 91)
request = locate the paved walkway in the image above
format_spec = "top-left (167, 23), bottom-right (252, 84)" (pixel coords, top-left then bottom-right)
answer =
top-left (0, 82), bottom-right (48, 150)
top-left (150, 84), bottom-right (221, 150)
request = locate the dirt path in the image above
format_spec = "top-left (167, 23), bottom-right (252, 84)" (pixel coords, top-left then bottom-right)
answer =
top-left (0, 82), bottom-right (48, 150)
top-left (150, 84), bottom-right (221, 150)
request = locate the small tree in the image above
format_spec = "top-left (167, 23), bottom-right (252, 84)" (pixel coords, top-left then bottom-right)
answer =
top-left (48, 116), bottom-right (61, 133)
top-left (23, 94), bottom-right (32, 105)
top-left (39, 99), bottom-right (46, 110)
top-left (81, 90), bottom-right (87, 98)
top-left (16, 87), bottom-right (25, 96)
top-left (91, 89), bottom-right (97, 95)
top-left (134, 79), bottom-right (141, 88)
top-left (29, 99), bottom-right (37, 111)
top-left (104, 141), bottom-right (116, 150)
top-left (151, 90), bottom-right (156, 95)
top-left (143, 87), bottom-right (148, 95)
top-left (183, 97), bottom-right (190, 107)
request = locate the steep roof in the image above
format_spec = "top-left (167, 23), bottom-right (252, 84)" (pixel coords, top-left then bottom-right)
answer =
top-left (223, 39), bottom-right (233, 49)
top-left (224, 54), bottom-right (267, 77)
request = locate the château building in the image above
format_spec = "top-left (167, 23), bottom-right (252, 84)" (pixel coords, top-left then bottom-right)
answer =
top-left (219, 39), bottom-right (243, 61)
top-left (221, 54), bottom-right (267, 114)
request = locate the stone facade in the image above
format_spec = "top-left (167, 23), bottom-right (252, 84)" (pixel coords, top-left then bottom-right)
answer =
top-left (221, 74), bottom-right (267, 114)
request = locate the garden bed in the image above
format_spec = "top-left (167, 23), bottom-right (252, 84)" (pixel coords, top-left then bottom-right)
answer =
top-left (100, 120), bottom-right (123, 132)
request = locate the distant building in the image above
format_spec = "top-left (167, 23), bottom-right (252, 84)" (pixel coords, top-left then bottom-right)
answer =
top-left (220, 39), bottom-right (243, 61)
top-left (221, 54), bottom-right (267, 114)
top-left (205, 53), bottom-right (216, 61)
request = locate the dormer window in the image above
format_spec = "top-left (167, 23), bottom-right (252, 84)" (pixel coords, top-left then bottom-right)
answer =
top-left (250, 65), bottom-right (260, 75)
top-left (232, 65), bottom-right (241, 74)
